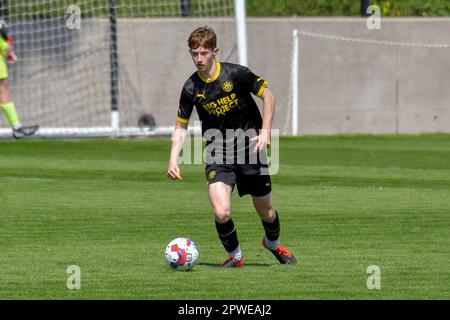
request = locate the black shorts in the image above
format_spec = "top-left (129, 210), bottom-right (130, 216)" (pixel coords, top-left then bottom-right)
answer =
top-left (205, 163), bottom-right (272, 197)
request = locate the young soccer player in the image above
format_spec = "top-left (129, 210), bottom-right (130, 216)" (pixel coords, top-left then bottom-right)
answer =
top-left (167, 26), bottom-right (297, 268)
top-left (0, 19), bottom-right (38, 139)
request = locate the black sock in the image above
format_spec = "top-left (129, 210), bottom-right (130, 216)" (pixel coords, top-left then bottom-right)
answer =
top-left (215, 218), bottom-right (239, 252)
top-left (261, 210), bottom-right (280, 241)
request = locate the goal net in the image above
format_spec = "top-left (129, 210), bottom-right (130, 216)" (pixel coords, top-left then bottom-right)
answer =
top-left (0, 0), bottom-right (238, 138)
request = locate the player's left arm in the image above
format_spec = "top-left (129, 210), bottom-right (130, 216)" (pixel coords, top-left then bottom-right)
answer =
top-left (252, 87), bottom-right (276, 152)
top-left (7, 38), bottom-right (17, 64)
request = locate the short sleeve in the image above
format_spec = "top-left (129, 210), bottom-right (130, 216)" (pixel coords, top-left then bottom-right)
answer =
top-left (239, 66), bottom-right (268, 97)
top-left (177, 86), bottom-right (194, 124)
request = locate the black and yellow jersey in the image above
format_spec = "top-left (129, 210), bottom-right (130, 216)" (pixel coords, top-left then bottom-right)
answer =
top-left (177, 61), bottom-right (268, 135)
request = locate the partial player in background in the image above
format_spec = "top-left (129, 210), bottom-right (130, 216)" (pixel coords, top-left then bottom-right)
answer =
top-left (0, 18), bottom-right (38, 139)
top-left (167, 26), bottom-right (297, 268)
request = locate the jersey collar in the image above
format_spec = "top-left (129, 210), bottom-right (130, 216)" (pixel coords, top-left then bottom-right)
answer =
top-left (197, 62), bottom-right (221, 83)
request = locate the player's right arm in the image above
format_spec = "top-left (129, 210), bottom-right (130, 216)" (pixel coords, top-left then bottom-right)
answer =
top-left (167, 120), bottom-right (188, 180)
top-left (167, 84), bottom-right (194, 181)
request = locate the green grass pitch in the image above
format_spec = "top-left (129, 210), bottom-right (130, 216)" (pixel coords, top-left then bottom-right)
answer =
top-left (0, 134), bottom-right (449, 299)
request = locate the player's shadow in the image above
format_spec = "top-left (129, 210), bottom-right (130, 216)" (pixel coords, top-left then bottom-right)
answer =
top-left (199, 262), bottom-right (273, 268)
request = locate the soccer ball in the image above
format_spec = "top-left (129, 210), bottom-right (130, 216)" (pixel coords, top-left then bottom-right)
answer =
top-left (164, 237), bottom-right (199, 271)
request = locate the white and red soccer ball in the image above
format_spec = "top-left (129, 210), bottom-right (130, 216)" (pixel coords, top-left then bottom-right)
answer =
top-left (164, 237), bottom-right (199, 271)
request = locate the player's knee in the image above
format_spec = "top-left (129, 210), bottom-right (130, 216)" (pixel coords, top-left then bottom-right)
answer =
top-left (0, 80), bottom-right (10, 101)
top-left (0, 79), bottom-right (8, 89)
top-left (260, 206), bottom-right (277, 223)
top-left (214, 208), bottom-right (231, 224)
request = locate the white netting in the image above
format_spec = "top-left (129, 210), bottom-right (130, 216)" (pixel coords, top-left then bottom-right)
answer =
top-left (295, 30), bottom-right (450, 49)
top-left (0, 0), bottom-right (235, 138)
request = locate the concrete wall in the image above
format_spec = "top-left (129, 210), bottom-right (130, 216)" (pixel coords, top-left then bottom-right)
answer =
top-left (3, 18), bottom-right (450, 135)
top-left (116, 18), bottom-right (238, 129)
top-left (250, 18), bottom-right (450, 135)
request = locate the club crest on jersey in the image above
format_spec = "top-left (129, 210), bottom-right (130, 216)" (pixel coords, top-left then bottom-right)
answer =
top-left (222, 81), bottom-right (233, 93)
